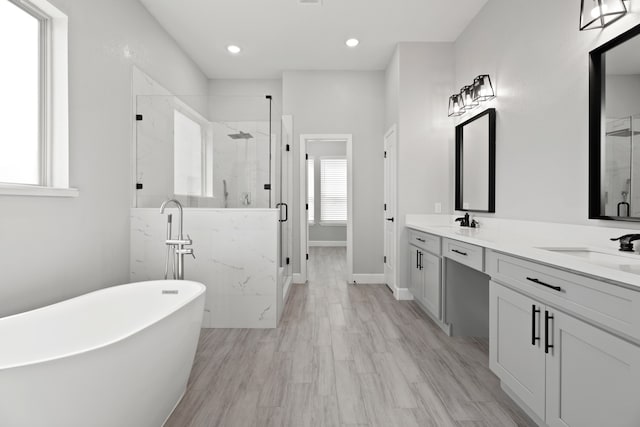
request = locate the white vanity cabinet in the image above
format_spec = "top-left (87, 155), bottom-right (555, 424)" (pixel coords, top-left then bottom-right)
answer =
top-left (408, 230), bottom-right (441, 320)
top-left (490, 283), bottom-right (546, 419)
top-left (409, 245), bottom-right (423, 302)
top-left (489, 252), bottom-right (640, 427)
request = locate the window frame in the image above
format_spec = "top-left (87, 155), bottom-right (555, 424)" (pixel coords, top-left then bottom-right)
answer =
top-left (319, 156), bottom-right (348, 226)
top-left (172, 106), bottom-right (210, 198)
top-left (0, 0), bottom-right (74, 197)
top-left (307, 156), bottom-right (315, 224)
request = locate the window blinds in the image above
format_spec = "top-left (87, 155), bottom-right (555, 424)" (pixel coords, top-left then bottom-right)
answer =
top-left (320, 158), bottom-right (347, 223)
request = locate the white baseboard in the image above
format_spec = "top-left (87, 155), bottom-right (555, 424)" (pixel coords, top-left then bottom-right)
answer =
top-left (309, 240), bottom-right (347, 247)
top-left (293, 273), bottom-right (306, 284)
top-left (283, 277), bottom-right (293, 302)
top-left (394, 287), bottom-right (414, 301)
top-left (351, 274), bottom-right (385, 284)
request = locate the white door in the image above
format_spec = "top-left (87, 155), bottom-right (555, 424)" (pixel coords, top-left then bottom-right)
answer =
top-left (489, 282), bottom-right (546, 421)
top-left (384, 126), bottom-right (397, 291)
top-left (546, 310), bottom-right (640, 427)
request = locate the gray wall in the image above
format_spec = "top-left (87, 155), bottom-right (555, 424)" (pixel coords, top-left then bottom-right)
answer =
top-left (606, 75), bottom-right (640, 119)
top-left (0, 0), bottom-right (209, 318)
top-left (307, 140), bottom-right (347, 243)
top-left (386, 43), bottom-right (455, 291)
top-left (453, 0), bottom-right (640, 228)
top-left (208, 79), bottom-right (282, 123)
top-left (283, 71), bottom-right (385, 275)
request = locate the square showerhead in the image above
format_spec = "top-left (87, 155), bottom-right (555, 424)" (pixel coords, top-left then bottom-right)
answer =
top-left (228, 131), bottom-right (254, 140)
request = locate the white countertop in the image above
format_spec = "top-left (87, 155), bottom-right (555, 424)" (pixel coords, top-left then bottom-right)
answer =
top-left (405, 215), bottom-right (640, 289)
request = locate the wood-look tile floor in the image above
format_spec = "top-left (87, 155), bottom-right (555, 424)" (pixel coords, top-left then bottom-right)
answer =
top-left (166, 247), bottom-right (534, 427)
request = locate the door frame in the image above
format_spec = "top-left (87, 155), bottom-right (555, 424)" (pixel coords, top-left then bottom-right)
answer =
top-left (384, 124), bottom-right (398, 293)
top-left (299, 134), bottom-right (353, 283)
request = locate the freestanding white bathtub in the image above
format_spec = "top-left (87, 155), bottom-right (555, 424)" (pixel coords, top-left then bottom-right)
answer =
top-left (0, 280), bottom-right (205, 427)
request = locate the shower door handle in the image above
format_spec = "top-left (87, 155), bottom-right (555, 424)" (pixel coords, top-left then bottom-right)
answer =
top-left (276, 203), bottom-right (288, 222)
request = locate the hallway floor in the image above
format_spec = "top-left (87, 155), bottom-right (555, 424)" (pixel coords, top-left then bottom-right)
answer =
top-left (166, 247), bottom-right (534, 427)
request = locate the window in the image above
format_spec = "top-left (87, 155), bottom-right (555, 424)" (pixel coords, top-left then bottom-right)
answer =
top-left (174, 110), bottom-right (203, 196)
top-left (0, 1), bottom-right (40, 185)
top-left (307, 158), bottom-right (314, 222)
top-left (0, 0), bottom-right (72, 196)
top-left (320, 158), bottom-right (347, 223)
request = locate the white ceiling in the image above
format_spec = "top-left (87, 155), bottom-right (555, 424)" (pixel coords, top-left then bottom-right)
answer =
top-left (139, 0), bottom-right (488, 79)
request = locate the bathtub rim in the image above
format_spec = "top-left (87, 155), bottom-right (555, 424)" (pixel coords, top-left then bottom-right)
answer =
top-left (0, 280), bottom-right (206, 371)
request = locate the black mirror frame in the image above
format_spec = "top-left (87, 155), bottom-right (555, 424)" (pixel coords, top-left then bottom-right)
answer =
top-left (589, 22), bottom-right (640, 222)
top-left (455, 108), bottom-right (496, 213)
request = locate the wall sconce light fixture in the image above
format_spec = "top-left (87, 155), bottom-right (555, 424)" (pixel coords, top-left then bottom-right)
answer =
top-left (461, 85), bottom-right (478, 111)
top-left (448, 74), bottom-right (495, 117)
top-left (580, 0), bottom-right (628, 31)
top-left (472, 74), bottom-right (495, 102)
top-left (448, 93), bottom-right (465, 117)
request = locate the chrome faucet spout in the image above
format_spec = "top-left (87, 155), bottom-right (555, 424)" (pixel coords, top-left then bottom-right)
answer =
top-left (159, 199), bottom-right (184, 238)
top-left (160, 199), bottom-right (193, 280)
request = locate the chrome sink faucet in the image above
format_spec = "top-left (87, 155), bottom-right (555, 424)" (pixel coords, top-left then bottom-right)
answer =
top-left (160, 199), bottom-right (195, 280)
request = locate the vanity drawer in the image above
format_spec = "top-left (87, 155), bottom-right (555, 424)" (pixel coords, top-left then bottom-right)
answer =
top-left (443, 238), bottom-right (484, 271)
top-left (409, 230), bottom-right (441, 255)
top-left (487, 250), bottom-right (640, 342)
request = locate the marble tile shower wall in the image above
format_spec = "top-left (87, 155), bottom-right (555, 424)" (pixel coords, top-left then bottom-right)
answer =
top-left (211, 121), bottom-right (271, 209)
top-left (130, 208), bottom-right (281, 328)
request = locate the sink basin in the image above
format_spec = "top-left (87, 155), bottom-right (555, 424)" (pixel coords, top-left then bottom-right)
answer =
top-left (538, 247), bottom-right (640, 274)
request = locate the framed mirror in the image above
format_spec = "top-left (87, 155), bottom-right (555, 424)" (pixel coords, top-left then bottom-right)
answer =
top-left (455, 108), bottom-right (496, 213)
top-left (589, 22), bottom-right (640, 221)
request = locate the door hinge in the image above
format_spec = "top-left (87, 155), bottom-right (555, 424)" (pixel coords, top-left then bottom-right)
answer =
top-left (136, 183), bottom-right (143, 190)
top-left (306, 253), bottom-right (309, 260)
top-left (306, 153), bottom-right (309, 160)
top-left (306, 203), bottom-right (309, 210)
top-left (286, 144), bottom-right (290, 152)
top-left (286, 257), bottom-right (290, 265)
top-left (384, 151), bottom-right (387, 158)
top-left (264, 184), bottom-right (271, 190)
top-left (384, 203), bottom-right (387, 211)
top-left (384, 255), bottom-right (387, 263)
top-left (136, 114), bottom-right (143, 121)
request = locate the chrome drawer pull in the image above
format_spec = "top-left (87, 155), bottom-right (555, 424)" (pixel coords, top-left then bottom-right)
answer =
top-left (526, 277), bottom-right (562, 292)
top-left (451, 249), bottom-right (467, 256)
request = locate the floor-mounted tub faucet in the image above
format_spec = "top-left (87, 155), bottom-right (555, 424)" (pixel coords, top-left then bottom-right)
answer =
top-left (160, 199), bottom-right (195, 280)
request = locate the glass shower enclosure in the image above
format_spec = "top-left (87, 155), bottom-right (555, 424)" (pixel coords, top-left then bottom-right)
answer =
top-left (134, 93), bottom-right (293, 296)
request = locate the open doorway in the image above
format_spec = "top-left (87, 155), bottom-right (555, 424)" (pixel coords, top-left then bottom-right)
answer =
top-left (299, 134), bottom-right (353, 284)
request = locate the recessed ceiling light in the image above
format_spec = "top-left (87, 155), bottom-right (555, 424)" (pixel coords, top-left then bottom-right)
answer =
top-left (345, 38), bottom-right (359, 48)
top-left (227, 45), bottom-right (241, 54)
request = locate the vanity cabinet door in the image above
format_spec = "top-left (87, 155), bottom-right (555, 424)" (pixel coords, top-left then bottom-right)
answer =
top-left (409, 245), bottom-right (423, 302)
top-left (421, 251), bottom-right (441, 320)
top-left (546, 311), bottom-right (640, 427)
top-left (489, 282), bottom-right (546, 421)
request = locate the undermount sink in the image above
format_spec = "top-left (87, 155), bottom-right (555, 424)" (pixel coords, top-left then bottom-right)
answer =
top-left (538, 247), bottom-right (640, 274)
